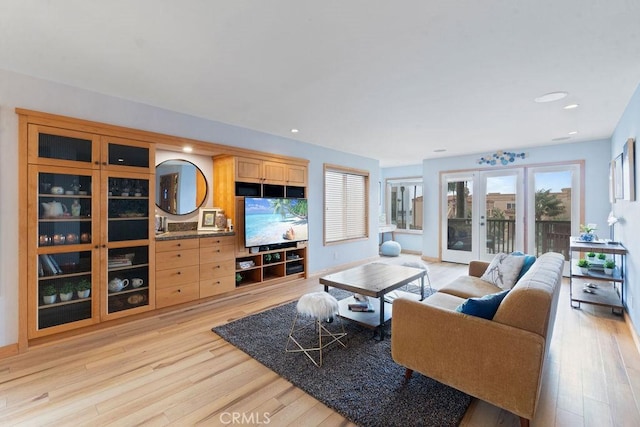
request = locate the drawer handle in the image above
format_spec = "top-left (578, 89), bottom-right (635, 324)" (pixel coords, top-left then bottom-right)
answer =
top-left (177, 271), bottom-right (181, 275)
top-left (177, 289), bottom-right (181, 293)
top-left (216, 249), bottom-right (221, 253)
top-left (217, 265), bottom-right (221, 269)
top-left (177, 254), bottom-right (181, 257)
top-left (177, 243), bottom-right (181, 247)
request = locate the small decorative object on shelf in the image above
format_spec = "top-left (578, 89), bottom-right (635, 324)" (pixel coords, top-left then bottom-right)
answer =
top-left (76, 279), bottom-right (91, 299)
top-left (604, 260), bottom-right (616, 275)
top-left (59, 282), bottom-right (74, 302)
top-left (579, 224), bottom-right (597, 242)
top-left (586, 252), bottom-right (596, 261)
top-left (71, 199), bottom-right (81, 217)
top-left (42, 285), bottom-right (57, 304)
top-left (577, 259), bottom-right (590, 275)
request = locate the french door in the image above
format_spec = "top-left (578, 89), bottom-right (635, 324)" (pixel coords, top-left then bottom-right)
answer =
top-left (442, 170), bottom-right (524, 263)
top-left (442, 164), bottom-right (580, 264)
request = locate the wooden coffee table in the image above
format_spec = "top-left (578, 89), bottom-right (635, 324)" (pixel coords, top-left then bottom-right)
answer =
top-left (319, 262), bottom-right (426, 340)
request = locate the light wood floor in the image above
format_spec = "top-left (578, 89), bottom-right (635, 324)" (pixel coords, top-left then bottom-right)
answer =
top-left (1, 258), bottom-right (639, 426)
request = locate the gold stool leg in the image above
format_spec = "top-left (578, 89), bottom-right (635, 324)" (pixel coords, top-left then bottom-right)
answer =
top-left (285, 314), bottom-right (346, 367)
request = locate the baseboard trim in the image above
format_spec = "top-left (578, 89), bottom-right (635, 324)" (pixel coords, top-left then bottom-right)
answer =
top-left (0, 343), bottom-right (19, 360)
top-left (625, 312), bottom-right (640, 356)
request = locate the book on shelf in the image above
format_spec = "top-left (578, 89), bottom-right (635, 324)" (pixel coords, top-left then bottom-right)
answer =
top-left (39, 254), bottom-right (59, 275)
top-left (348, 295), bottom-right (374, 312)
top-left (108, 257), bottom-right (132, 268)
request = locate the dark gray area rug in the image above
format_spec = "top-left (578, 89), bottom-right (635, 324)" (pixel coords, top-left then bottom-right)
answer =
top-left (212, 289), bottom-right (471, 427)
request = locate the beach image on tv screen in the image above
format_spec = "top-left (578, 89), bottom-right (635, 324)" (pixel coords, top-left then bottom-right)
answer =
top-left (245, 198), bottom-right (308, 247)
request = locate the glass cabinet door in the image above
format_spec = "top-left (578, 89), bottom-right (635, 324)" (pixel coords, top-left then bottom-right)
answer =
top-left (28, 124), bottom-right (101, 169)
top-left (101, 136), bottom-right (154, 173)
top-left (103, 172), bottom-right (154, 318)
top-left (29, 165), bottom-right (100, 337)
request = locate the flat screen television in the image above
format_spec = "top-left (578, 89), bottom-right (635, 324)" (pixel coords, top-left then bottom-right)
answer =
top-left (244, 197), bottom-right (308, 248)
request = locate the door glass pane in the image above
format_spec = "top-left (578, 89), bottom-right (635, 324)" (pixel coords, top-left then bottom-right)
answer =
top-left (447, 179), bottom-right (473, 252)
top-left (485, 175), bottom-right (517, 255)
top-left (534, 171), bottom-right (572, 259)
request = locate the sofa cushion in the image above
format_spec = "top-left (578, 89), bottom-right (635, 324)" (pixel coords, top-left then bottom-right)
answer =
top-left (455, 289), bottom-right (510, 319)
top-left (439, 275), bottom-right (503, 299)
top-left (480, 253), bottom-right (525, 290)
top-left (511, 251), bottom-right (536, 280)
top-left (420, 291), bottom-right (466, 311)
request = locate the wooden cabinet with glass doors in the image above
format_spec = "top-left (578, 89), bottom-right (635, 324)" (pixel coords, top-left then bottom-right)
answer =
top-left (25, 121), bottom-right (155, 338)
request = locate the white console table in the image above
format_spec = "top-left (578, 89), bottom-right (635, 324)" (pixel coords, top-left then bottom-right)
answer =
top-left (378, 224), bottom-right (397, 244)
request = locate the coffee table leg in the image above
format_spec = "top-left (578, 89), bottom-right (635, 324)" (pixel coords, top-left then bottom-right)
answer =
top-left (377, 296), bottom-right (386, 340)
top-left (420, 275), bottom-right (425, 300)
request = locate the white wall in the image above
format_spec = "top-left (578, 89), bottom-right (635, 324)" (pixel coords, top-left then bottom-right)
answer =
top-left (610, 83), bottom-right (640, 328)
top-left (0, 69), bottom-right (380, 347)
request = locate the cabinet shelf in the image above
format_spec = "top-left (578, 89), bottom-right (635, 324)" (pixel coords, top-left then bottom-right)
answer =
top-left (39, 296), bottom-right (92, 309)
top-left (108, 286), bottom-right (149, 296)
top-left (107, 262), bottom-right (150, 272)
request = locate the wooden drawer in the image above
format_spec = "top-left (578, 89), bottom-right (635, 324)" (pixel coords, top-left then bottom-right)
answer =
top-left (200, 260), bottom-right (235, 280)
top-left (200, 244), bottom-right (235, 262)
top-left (156, 283), bottom-right (199, 308)
top-left (200, 236), bottom-right (235, 247)
top-left (156, 238), bottom-right (199, 252)
top-left (156, 248), bottom-right (199, 269)
top-left (200, 276), bottom-right (236, 298)
top-left (155, 265), bottom-right (199, 289)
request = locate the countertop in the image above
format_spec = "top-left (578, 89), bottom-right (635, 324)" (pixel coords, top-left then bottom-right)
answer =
top-left (155, 230), bottom-right (235, 241)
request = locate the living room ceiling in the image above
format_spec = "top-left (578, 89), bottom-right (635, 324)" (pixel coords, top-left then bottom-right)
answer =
top-left (2, 1), bottom-right (640, 167)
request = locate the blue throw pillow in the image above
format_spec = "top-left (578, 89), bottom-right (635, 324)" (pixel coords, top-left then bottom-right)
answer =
top-left (511, 251), bottom-right (536, 280)
top-left (455, 290), bottom-right (510, 320)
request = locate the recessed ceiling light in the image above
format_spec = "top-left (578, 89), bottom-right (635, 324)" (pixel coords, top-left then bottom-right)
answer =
top-left (534, 91), bottom-right (568, 103)
top-left (563, 104), bottom-right (579, 110)
top-left (568, 131), bottom-right (578, 135)
top-left (183, 146), bottom-right (193, 153)
top-left (290, 128), bottom-right (299, 133)
top-left (552, 136), bottom-right (571, 141)
top-left (433, 148), bottom-right (446, 153)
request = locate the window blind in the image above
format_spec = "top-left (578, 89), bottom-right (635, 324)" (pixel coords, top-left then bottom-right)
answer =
top-left (324, 166), bottom-right (368, 243)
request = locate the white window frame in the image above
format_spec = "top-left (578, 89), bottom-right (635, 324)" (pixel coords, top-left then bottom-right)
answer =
top-left (324, 164), bottom-right (369, 244)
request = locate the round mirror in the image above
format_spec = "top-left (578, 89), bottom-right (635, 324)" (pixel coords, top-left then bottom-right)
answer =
top-left (156, 159), bottom-right (208, 215)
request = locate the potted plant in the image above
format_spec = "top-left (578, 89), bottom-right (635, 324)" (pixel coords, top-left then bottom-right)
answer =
top-left (235, 273), bottom-right (243, 284)
top-left (579, 224), bottom-right (597, 242)
top-left (263, 253), bottom-right (272, 264)
top-left (272, 252), bottom-right (281, 262)
top-left (604, 260), bottom-right (616, 275)
top-left (76, 279), bottom-right (91, 298)
top-left (577, 259), bottom-right (590, 275)
top-left (595, 253), bottom-right (607, 265)
top-left (42, 285), bottom-right (57, 304)
top-left (59, 282), bottom-right (75, 301)
top-left (586, 251), bottom-right (596, 260)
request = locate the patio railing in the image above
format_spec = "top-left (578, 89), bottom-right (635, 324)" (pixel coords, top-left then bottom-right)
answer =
top-left (448, 218), bottom-right (571, 259)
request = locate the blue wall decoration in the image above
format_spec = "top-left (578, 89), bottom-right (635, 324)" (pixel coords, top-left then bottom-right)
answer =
top-left (477, 151), bottom-right (526, 166)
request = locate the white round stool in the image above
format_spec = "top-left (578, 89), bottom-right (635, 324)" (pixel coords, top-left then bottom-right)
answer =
top-left (285, 292), bottom-right (347, 367)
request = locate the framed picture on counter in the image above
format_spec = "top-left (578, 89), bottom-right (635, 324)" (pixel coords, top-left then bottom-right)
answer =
top-left (198, 207), bottom-right (221, 231)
